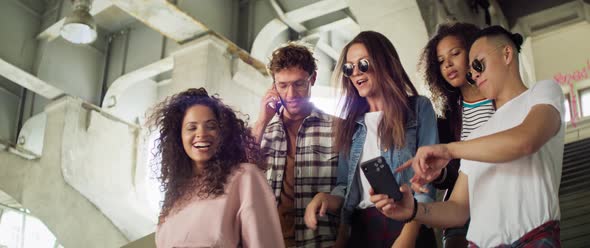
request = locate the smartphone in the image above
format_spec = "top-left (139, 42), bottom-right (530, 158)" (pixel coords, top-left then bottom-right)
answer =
top-left (360, 156), bottom-right (402, 201)
top-left (267, 84), bottom-right (284, 115)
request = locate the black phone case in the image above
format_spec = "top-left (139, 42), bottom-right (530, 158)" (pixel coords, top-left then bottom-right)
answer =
top-left (360, 156), bottom-right (402, 201)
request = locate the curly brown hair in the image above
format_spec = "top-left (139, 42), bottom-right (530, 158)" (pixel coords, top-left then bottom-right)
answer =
top-left (419, 22), bottom-right (480, 140)
top-left (268, 42), bottom-right (317, 79)
top-left (148, 88), bottom-right (265, 224)
top-left (420, 22), bottom-right (480, 115)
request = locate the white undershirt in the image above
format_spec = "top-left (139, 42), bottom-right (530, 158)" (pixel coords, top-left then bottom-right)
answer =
top-left (357, 111), bottom-right (383, 209)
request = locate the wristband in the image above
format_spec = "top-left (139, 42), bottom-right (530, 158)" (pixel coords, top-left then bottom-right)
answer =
top-left (403, 198), bottom-right (418, 223)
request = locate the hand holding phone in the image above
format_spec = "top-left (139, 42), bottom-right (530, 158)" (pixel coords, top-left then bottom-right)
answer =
top-left (267, 98), bottom-right (282, 114)
top-left (360, 156), bottom-right (403, 201)
top-left (266, 84), bottom-right (283, 115)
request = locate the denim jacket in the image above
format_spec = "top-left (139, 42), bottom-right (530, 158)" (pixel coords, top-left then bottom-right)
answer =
top-left (330, 96), bottom-right (439, 224)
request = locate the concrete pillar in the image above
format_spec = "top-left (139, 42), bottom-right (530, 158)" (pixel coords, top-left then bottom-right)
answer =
top-left (166, 34), bottom-right (270, 120)
top-left (0, 97), bottom-right (130, 247)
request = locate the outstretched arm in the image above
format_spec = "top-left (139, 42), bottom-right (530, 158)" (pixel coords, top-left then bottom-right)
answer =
top-left (446, 104), bottom-right (560, 163)
top-left (398, 104), bottom-right (562, 184)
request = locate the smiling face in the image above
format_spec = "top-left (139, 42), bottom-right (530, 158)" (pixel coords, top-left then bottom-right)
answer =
top-left (346, 43), bottom-right (377, 99)
top-left (273, 67), bottom-right (315, 119)
top-left (181, 104), bottom-right (221, 170)
top-left (437, 35), bottom-right (470, 88)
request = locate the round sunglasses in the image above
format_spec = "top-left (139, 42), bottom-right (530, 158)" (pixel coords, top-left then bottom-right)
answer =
top-left (465, 59), bottom-right (484, 86)
top-left (466, 45), bottom-right (504, 85)
top-left (342, 59), bottom-right (370, 77)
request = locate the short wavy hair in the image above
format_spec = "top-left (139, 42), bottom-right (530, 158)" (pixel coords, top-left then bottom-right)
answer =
top-left (148, 88), bottom-right (265, 224)
top-left (267, 41), bottom-right (317, 79)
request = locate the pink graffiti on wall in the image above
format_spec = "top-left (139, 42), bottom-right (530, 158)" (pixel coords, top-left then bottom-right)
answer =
top-left (553, 59), bottom-right (590, 127)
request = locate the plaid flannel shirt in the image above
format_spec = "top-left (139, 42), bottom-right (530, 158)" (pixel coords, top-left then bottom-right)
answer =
top-left (261, 107), bottom-right (339, 248)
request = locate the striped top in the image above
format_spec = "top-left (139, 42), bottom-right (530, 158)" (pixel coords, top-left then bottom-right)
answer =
top-left (461, 99), bottom-right (495, 140)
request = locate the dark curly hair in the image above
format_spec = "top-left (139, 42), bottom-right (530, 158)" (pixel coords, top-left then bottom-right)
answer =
top-left (420, 22), bottom-right (481, 115)
top-left (148, 88), bottom-right (265, 224)
top-left (419, 22), bottom-right (480, 140)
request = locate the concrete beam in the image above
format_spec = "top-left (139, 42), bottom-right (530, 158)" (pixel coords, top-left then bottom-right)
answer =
top-left (250, 19), bottom-right (289, 63)
top-left (38, 0), bottom-right (209, 44)
top-left (36, 0), bottom-right (113, 41)
top-left (110, 0), bottom-right (209, 43)
top-left (102, 57), bottom-right (173, 108)
top-left (270, 0), bottom-right (307, 33)
top-left (307, 16), bottom-right (360, 36)
top-left (316, 42), bottom-right (340, 61)
top-left (286, 0), bottom-right (348, 23)
top-left (103, 31), bottom-right (268, 111)
top-left (0, 58), bottom-right (64, 100)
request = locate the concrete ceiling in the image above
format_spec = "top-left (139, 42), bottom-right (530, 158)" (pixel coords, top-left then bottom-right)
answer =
top-left (281, 0), bottom-right (354, 34)
top-left (2, 0), bottom-right (587, 108)
top-left (18, 0), bottom-right (588, 44)
top-left (94, 5), bottom-right (137, 33)
top-left (277, 0), bottom-right (322, 10)
top-left (14, 0), bottom-right (48, 16)
top-left (497, 0), bottom-right (580, 27)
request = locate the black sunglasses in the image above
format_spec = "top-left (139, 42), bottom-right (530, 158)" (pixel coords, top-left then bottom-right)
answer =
top-left (342, 59), bottom-right (370, 77)
top-left (466, 45), bottom-right (504, 85)
top-left (466, 59), bottom-right (485, 86)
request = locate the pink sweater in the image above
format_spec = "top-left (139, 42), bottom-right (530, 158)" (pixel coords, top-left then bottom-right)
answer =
top-left (155, 163), bottom-right (284, 248)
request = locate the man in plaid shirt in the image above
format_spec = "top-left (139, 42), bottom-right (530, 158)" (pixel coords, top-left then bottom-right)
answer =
top-left (253, 42), bottom-right (340, 248)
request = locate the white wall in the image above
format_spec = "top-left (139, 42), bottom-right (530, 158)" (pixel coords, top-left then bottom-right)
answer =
top-left (531, 21), bottom-right (590, 82)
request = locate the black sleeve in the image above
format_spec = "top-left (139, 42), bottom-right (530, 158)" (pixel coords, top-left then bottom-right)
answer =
top-left (431, 117), bottom-right (460, 190)
top-left (432, 159), bottom-right (460, 191)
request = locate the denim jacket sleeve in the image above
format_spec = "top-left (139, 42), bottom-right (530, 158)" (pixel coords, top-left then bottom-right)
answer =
top-left (413, 96), bottom-right (439, 203)
top-left (330, 152), bottom-right (347, 199)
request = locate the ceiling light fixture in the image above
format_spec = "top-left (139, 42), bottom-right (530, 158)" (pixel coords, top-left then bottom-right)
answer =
top-left (60, 0), bottom-right (97, 44)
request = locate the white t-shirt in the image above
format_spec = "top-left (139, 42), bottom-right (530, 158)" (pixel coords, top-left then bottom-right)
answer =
top-left (357, 111), bottom-right (383, 209)
top-left (460, 80), bottom-right (565, 247)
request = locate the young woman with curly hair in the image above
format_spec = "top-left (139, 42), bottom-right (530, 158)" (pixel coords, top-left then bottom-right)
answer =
top-left (413, 22), bottom-right (495, 247)
top-left (151, 88), bottom-right (284, 248)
